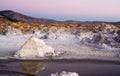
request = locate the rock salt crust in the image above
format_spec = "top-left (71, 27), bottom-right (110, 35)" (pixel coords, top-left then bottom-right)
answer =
top-left (51, 71), bottom-right (79, 76)
top-left (14, 36), bottom-right (55, 58)
top-left (5, 26), bottom-right (23, 36)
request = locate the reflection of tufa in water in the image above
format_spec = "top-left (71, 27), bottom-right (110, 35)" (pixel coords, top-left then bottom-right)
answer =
top-left (20, 61), bottom-right (46, 75)
top-left (0, 70), bottom-right (34, 76)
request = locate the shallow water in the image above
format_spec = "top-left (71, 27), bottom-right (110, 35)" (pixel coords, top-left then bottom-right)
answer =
top-left (0, 60), bottom-right (120, 76)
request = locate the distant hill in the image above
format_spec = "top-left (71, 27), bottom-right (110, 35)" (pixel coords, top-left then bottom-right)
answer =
top-left (0, 10), bottom-right (60, 24)
top-left (0, 10), bottom-right (120, 25)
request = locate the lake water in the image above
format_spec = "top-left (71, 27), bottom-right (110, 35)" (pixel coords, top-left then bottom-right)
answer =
top-left (0, 60), bottom-right (120, 76)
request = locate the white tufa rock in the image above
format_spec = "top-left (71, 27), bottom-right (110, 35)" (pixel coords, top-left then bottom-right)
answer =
top-left (14, 36), bottom-right (55, 58)
top-left (79, 32), bottom-right (94, 41)
top-left (51, 71), bottom-right (79, 76)
top-left (5, 26), bottom-right (23, 36)
top-left (44, 31), bottom-right (57, 40)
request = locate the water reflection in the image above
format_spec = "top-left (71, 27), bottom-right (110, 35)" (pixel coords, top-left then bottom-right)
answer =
top-left (0, 70), bottom-right (34, 76)
top-left (0, 61), bottom-right (120, 76)
top-left (20, 61), bottom-right (46, 75)
top-left (0, 61), bottom-right (46, 76)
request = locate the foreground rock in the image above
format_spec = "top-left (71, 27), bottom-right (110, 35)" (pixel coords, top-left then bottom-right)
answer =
top-left (14, 36), bottom-right (57, 58)
top-left (51, 71), bottom-right (79, 76)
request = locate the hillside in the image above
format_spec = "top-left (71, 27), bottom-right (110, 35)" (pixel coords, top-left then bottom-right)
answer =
top-left (0, 10), bottom-right (120, 25)
top-left (0, 10), bottom-right (59, 24)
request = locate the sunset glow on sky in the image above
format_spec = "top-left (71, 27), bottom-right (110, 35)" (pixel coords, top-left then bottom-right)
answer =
top-left (0, 0), bottom-right (120, 21)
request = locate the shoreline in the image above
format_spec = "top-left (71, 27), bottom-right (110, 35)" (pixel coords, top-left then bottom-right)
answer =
top-left (0, 56), bottom-right (120, 64)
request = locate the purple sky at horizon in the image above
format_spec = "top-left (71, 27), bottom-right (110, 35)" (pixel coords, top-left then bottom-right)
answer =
top-left (0, 0), bottom-right (120, 21)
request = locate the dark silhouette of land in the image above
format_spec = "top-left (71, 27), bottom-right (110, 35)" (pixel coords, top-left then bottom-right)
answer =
top-left (0, 10), bottom-right (120, 25)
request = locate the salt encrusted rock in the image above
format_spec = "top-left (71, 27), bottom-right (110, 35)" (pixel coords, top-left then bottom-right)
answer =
top-left (44, 31), bottom-right (57, 40)
top-left (5, 26), bottom-right (23, 36)
top-left (14, 36), bottom-right (55, 58)
top-left (51, 71), bottom-right (79, 76)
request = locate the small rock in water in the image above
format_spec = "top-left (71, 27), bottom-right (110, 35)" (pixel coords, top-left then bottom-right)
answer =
top-left (51, 71), bottom-right (79, 76)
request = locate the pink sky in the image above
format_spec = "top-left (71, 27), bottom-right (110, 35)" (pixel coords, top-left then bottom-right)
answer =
top-left (0, 0), bottom-right (120, 21)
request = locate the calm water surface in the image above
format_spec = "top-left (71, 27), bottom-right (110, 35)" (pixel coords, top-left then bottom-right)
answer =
top-left (0, 60), bottom-right (120, 76)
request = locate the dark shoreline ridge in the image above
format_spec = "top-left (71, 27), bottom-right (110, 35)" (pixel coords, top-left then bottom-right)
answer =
top-left (0, 10), bottom-right (120, 25)
top-left (0, 57), bottom-right (120, 65)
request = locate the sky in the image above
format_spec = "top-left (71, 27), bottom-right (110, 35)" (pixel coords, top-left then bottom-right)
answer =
top-left (0, 0), bottom-right (120, 21)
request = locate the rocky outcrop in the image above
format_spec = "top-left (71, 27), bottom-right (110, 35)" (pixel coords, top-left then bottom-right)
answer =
top-left (51, 71), bottom-right (79, 76)
top-left (3, 26), bottom-right (23, 36)
top-left (79, 24), bottom-right (120, 50)
top-left (14, 36), bottom-right (57, 58)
